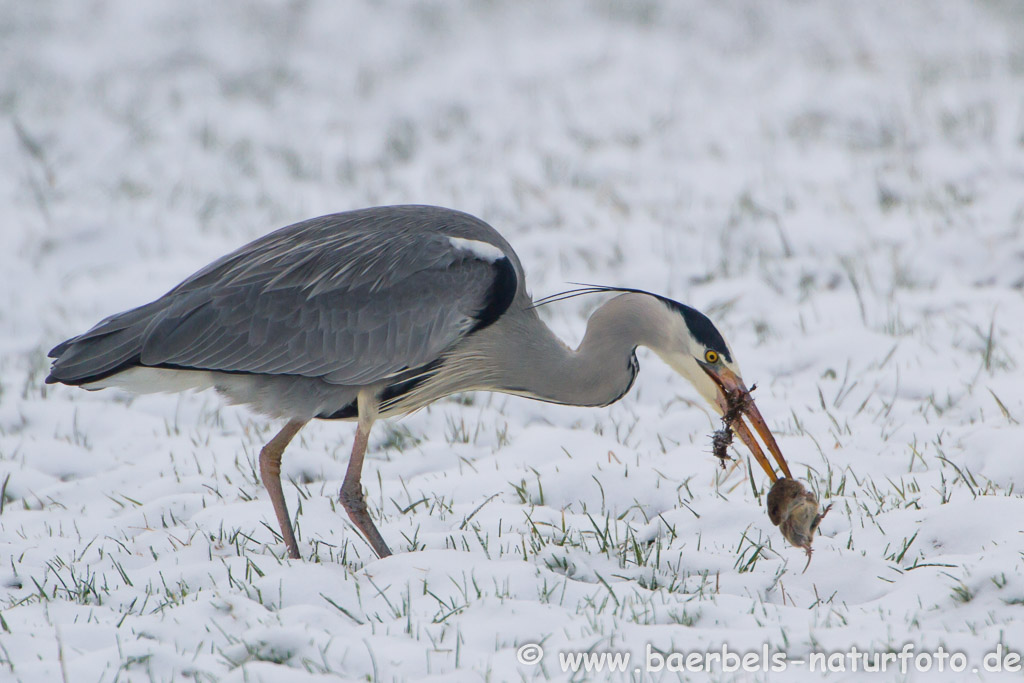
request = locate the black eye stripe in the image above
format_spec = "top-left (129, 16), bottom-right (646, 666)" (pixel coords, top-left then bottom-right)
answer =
top-left (657, 298), bottom-right (731, 362)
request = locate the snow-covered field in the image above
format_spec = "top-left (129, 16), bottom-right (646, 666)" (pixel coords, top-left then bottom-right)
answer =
top-left (3, 1), bottom-right (1024, 681)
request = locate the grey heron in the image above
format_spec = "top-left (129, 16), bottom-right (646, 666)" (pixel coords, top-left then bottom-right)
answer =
top-left (46, 205), bottom-right (792, 560)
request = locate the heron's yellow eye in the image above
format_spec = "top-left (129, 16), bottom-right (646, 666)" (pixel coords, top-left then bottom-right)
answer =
top-left (704, 350), bottom-right (719, 364)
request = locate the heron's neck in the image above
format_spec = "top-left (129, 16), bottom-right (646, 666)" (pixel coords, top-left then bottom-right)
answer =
top-left (499, 292), bottom-right (673, 407)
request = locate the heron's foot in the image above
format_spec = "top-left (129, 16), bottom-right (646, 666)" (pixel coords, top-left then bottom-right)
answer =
top-left (258, 421), bottom-right (306, 560)
top-left (340, 484), bottom-right (393, 558)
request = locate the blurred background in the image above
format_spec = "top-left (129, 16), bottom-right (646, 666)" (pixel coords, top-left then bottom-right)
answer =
top-left (6, 0), bottom-right (1024, 334)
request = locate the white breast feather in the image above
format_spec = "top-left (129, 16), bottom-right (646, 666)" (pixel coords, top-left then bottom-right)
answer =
top-left (446, 237), bottom-right (505, 263)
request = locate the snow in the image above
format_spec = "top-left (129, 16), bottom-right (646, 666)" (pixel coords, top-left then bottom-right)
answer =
top-left (3, 1), bottom-right (1024, 681)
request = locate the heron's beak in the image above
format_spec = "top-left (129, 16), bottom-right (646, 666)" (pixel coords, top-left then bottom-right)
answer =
top-left (699, 362), bottom-right (793, 482)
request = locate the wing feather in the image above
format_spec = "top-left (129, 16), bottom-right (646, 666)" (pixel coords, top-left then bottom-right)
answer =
top-left (47, 206), bottom-right (521, 389)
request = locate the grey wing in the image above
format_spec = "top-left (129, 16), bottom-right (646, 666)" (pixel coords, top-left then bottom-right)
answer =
top-left (47, 207), bottom-right (520, 387)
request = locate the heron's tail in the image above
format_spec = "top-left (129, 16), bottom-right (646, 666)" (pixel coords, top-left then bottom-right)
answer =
top-left (45, 300), bottom-right (167, 386)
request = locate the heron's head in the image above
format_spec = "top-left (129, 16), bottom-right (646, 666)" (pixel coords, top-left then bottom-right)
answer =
top-left (651, 297), bottom-right (792, 482)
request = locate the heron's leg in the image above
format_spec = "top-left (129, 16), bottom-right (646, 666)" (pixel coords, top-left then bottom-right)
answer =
top-left (340, 395), bottom-right (391, 558)
top-left (258, 419), bottom-right (308, 559)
